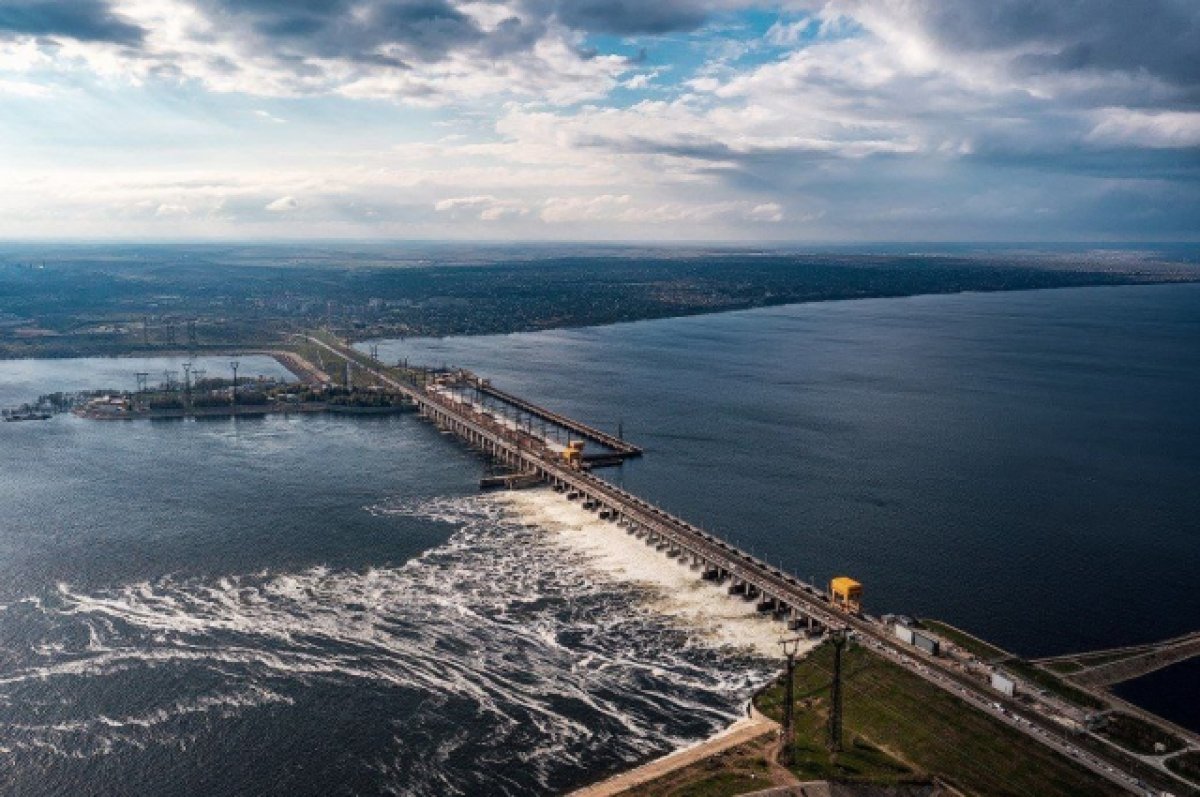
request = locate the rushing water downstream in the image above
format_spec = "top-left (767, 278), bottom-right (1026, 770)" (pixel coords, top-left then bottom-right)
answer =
top-left (0, 283), bottom-right (1198, 794)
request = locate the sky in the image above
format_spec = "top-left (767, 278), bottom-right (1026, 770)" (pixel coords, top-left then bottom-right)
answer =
top-left (0, 0), bottom-right (1197, 242)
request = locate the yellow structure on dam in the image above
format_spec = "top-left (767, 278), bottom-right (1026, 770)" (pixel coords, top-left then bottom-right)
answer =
top-left (563, 440), bottom-right (586, 468)
top-left (830, 576), bottom-right (863, 613)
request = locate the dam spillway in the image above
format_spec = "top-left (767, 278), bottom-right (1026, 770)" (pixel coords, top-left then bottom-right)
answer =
top-left (307, 334), bottom-right (846, 634)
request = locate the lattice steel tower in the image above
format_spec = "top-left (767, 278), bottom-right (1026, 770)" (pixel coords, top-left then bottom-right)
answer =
top-left (827, 628), bottom-right (847, 753)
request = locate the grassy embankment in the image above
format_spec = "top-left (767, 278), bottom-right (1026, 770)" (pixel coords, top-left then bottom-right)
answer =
top-left (918, 620), bottom-right (1009, 661)
top-left (296, 330), bottom-right (445, 391)
top-left (615, 737), bottom-right (781, 797)
top-left (1095, 713), bottom-right (1186, 756)
top-left (1042, 647), bottom-right (1174, 676)
top-left (1168, 752), bottom-right (1200, 784)
top-left (623, 641), bottom-right (1124, 797)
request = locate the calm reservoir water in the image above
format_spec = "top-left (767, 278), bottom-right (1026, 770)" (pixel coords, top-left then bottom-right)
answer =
top-left (369, 284), bottom-right (1200, 657)
top-left (0, 283), bottom-right (1197, 794)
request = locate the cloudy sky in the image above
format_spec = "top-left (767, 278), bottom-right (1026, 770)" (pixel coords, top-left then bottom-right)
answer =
top-left (0, 0), bottom-right (1197, 241)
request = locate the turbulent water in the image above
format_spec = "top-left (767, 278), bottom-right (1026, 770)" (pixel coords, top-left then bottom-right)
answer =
top-left (0, 493), bottom-right (776, 795)
top-left (1, 283), bottom-right (1198, 793)
top-left (0, 360), bottom-right (779, 795)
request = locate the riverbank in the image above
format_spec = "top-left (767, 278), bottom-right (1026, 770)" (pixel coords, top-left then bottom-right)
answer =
top-left (5, 244), bottom-right (1198, 361)
top-left (569, 709), bottom-right (783, 797)
top-left (73, 401), bottom-right (416, 420)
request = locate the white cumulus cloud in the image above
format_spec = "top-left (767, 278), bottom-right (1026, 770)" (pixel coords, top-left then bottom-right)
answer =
top-left (265, 196), bottom-right (299, 213)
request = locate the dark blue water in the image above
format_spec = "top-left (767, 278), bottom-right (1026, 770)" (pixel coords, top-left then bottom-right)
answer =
top-left (0, 358), bottom-right (770, 796)
top-left (367, 284), bottom-right (1200, 658)
top-left (2, 284), bottom-right (1198, 794)
top-left (1113, 657), bottom-right (1200, 735)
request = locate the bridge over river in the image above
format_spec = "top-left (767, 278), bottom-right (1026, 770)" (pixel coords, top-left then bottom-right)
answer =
top-left (302, 333), bottom-right (1189, 796)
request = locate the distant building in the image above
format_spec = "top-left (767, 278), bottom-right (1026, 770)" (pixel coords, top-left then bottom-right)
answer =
top-left (911, 631), bottom-right (940, 656)
top-left (991, 672), bottom-right (1016, 697)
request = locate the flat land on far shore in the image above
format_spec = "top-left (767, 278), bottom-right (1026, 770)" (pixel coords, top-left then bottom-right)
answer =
top-left (4, 244), bottom-right (1197, 359)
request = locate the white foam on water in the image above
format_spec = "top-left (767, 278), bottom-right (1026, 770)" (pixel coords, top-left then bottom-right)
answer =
top-left (1, 491), bottom-right (795, 795)
top-left (492, 488), bottom-right (817, 661)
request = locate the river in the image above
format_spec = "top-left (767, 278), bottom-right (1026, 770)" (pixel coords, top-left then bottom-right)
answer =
top-left (0, 283), bottom-right (1197, 794)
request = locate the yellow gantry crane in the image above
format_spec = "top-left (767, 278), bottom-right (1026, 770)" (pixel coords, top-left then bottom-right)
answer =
top-left (829, 576), bottom-right (863, 613)
top-left (562, 440), bottom-right (586, 469)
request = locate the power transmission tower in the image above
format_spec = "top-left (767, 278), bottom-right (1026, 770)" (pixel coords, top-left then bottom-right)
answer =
top-left (182, 362), bottom-right (193, 414)
top-left (187, 319), bottom-right (197, 352)
top-left (135, 372), bottom-right (149, 410)
top-left (779, 635), bottom-right (803, 766)
top-left (230, 361), bottom-right (240, 407)
top-left (827, 628), bottom-right (847, 753)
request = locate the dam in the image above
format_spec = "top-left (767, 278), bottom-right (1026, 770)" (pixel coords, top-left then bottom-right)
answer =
top-left (307, 334), bottom-right (845, 633)
top-left (298, 333), bottom-right (1192, 795)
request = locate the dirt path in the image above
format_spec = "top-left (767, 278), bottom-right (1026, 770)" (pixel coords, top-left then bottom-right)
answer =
top-left (568, 709), bottom-right (781, 797)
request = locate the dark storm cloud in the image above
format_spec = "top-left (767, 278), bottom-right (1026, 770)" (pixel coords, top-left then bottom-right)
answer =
top-left (0, 0), bottom-right (144, 45)
top-left (916, 0), bottom-right (1200, 90)
top-left (546, 0), bottom-right (711, 35)
top-left (182, 0), bottom-right (702, 71)
top-left (195, 0), bottom-right (486, 63)
top-left (201, 0), bottom-right (716, 65)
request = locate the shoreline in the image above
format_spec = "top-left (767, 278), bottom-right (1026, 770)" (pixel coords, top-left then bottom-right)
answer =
top-left (567, 706), bottom-right (781, 797)
top-left (4, 279), bottom-right (1199, 364)
top-left (350, 278), bottom-right (1200, 348)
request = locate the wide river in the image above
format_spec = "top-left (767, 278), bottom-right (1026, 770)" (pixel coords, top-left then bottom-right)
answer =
top-left (0, 282), bottom-right (1197, 794)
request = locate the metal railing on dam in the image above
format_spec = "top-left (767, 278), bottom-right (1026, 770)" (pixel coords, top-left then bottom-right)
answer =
top-left (464, 374), bottom-right (642, 457)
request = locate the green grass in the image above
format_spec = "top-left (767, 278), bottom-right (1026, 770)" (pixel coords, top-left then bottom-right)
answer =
top-left (1044, 660), bottom-right (1086, 674)
top-left (1073, 649), bottom-right (1150, 668)
top-left (755, 642), bottom-right (1126, 797)
top-left (1167, 752), bottom-right (1200, 785)
top-left (618, 738), bottom-right (779, 797)
top-left (1095, 712), bottom-right (1186, 756)
top-left (665, 773), bottom-right (769, 797)
top-left (920, 619), bottom-right (1011, 661)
